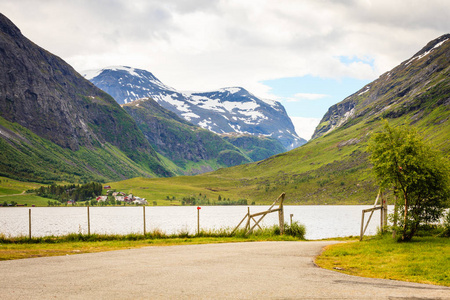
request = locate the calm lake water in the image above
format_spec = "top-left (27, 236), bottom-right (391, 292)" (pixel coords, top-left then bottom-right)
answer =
top-left (0, 205), bottom-right (390, 240)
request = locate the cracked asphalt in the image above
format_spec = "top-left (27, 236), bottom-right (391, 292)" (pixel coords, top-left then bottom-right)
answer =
top-left (1, 241), bottom-right (449, 299)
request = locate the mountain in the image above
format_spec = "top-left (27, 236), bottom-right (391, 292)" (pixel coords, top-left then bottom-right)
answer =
top-left (83, 66), bottom-right (306, 150)
top-left (312, 34), bottom-right (450, 140)
top-left (0, 13), bottom-right (172, 183)
top-left (122, 98), bottom-right (251, 175)
top-left (108, 34), bottom-right (450, 205)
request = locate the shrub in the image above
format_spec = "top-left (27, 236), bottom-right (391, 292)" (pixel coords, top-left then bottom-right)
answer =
top-left (285, 221), bottom-right (306, 239)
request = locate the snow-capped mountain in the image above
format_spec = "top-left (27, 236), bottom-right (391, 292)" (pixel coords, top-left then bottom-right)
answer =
top-left (82, 66), bottom-right (306, 150)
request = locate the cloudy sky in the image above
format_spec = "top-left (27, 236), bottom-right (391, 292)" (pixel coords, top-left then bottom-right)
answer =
top-left (2, 0), bottom-right (449, 139)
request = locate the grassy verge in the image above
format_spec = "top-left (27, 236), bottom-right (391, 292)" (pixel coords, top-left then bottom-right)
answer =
top-left (315, 235), bottom-right (450, 287)
top-left (0, 223), bottom-right (306, 261)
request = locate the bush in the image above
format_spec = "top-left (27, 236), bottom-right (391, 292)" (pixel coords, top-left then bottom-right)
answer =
top-left (285, 221), bottom-right (306, 239)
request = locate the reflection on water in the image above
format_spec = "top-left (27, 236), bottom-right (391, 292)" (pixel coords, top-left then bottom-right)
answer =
top-left (0, 205), bottom-right (389, 240)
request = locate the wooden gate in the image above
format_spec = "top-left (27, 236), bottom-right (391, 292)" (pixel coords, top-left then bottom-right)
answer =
top-left (360, 190), bottom-right (388, 241)
top-left (232, 192), bottom-right (285, 235)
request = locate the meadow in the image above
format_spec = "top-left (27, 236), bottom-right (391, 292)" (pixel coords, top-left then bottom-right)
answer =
top-left (315, 235), bottom-right (450, 286)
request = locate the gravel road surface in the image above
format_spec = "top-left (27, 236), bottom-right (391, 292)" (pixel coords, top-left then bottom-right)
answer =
top-left (1, 241), bottom-right (449, 299)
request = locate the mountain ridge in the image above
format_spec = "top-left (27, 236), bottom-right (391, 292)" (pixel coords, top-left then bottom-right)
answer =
top-left (312, 33), bottom-right (450, 140)
top-left (83, 66), bottom-right (306, 150)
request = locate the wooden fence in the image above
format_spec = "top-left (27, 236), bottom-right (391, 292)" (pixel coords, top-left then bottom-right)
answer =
top-left (232, 192), bottom-right (285, 235)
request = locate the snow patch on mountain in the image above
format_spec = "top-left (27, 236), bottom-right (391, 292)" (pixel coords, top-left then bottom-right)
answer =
top-left (405, 38), bottom-right (448, 66)
top-left (182, 112), bottom-right (200, 121)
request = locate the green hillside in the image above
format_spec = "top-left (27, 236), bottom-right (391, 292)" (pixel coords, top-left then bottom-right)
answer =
top-left (104, 99), bottom-right (448, 205)
top-left (221, 134), bottom-right (286, 162)
top-left (104, 35), bottom-right (450, 205)
top-left (0, 116), bottom-right (161, 183)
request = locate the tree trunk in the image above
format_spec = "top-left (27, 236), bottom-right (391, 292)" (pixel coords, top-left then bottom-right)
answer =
top-left (402, 191), bottom-right (409, 241)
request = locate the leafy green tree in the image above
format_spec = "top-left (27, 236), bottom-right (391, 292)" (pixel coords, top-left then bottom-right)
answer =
top-left (368, 122), bottom-right (450, 241)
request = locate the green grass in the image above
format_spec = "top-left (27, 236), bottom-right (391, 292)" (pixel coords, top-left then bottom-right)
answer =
top-left (315, 235), bottom-right (450, 286)
top-left (0, 176), bottom-right (42, 195)
top-left (0, 194), bottom-right (49, 206)
top-left (0, 176), bottom-right (49, 206)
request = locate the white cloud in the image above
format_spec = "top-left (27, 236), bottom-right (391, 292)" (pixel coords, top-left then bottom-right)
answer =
top-left (290, 117), bottom-right (322, 141)
top-left (1, 0), bottom-right (448, 101)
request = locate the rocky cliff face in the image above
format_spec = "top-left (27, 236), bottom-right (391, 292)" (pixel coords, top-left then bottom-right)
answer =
top-left (312, 34), bottom-right (450, 139)
top-left (0, 13), bottom-right (171, 181)
top-left (84, 66), bottom-right (306, 150)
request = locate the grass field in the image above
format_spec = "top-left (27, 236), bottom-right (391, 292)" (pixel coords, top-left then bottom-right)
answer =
top-left (0, 226), bottom-right (304, 261)
top-left (0, 177), bottom-right (42, 195)
top-left (315, 235), bottom-right (450, 287)
top-left (0, 176), bottom-right (48, 206)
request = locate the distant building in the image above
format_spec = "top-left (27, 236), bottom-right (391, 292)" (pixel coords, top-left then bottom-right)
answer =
top-left (132, 197), bottom-right (148, 205)
top-left (115, 196), bottom-right (125, 202)
top-left (103, 185), bottom-right (111, 189)
top-left (96, 196), bottom-right (108, 202)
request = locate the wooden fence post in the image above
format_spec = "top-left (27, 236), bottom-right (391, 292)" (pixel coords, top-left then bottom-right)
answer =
top-left (28, 209), bottom-right (31, 239)
top-left (143, 206), bottom-right (146, 235)
top-left (197, 206), bottom-right (201, 235)
top-left (87, 206), bottom-right (90, 235)
top-left (278, 193), bottom-right (285, 235)
top-left (360, 211), bottom-right (365, 241)
top-left (231, 208), bottom-right (249, 235)
top-left (247, 207), bottom-right (250, 231)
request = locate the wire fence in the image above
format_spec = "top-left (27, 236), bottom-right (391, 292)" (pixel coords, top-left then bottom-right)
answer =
top-left (0, 205), bottom-right (386, 239)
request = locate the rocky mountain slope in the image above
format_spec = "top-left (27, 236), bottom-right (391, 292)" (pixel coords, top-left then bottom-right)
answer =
top-left (0, 13), bottom-right (171, 182)
top-left (83, 67), bottom-right (306, 150)
top-left (312, 34), bottom-right (450, 140)
top-left (122, 98), bottom-right (251, 175)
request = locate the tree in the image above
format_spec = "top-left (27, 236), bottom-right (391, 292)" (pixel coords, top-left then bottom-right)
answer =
top-left (368, 122), bottom-right (450, 241)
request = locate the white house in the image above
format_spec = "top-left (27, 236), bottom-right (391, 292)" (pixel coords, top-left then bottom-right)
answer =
top-left (132, 197), bottom-right (148, 205)
top-left (96, 196), bottom-right (107, 202)
top-left (115, 196), bottom-right (125, 202)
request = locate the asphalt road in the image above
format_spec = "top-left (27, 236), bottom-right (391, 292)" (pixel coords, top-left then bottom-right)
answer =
top-left (1, 241), bottom-right (449, 299)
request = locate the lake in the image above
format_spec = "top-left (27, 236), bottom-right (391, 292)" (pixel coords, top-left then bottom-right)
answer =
top-left (0, 205), bottom-right (390, 240)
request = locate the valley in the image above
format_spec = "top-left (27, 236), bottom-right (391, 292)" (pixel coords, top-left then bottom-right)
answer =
top-left (0, 11), bottom-right (448, 207)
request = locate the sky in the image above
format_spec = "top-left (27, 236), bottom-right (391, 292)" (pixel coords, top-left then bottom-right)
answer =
top-left (2, 0), bottom-right (449, 140)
